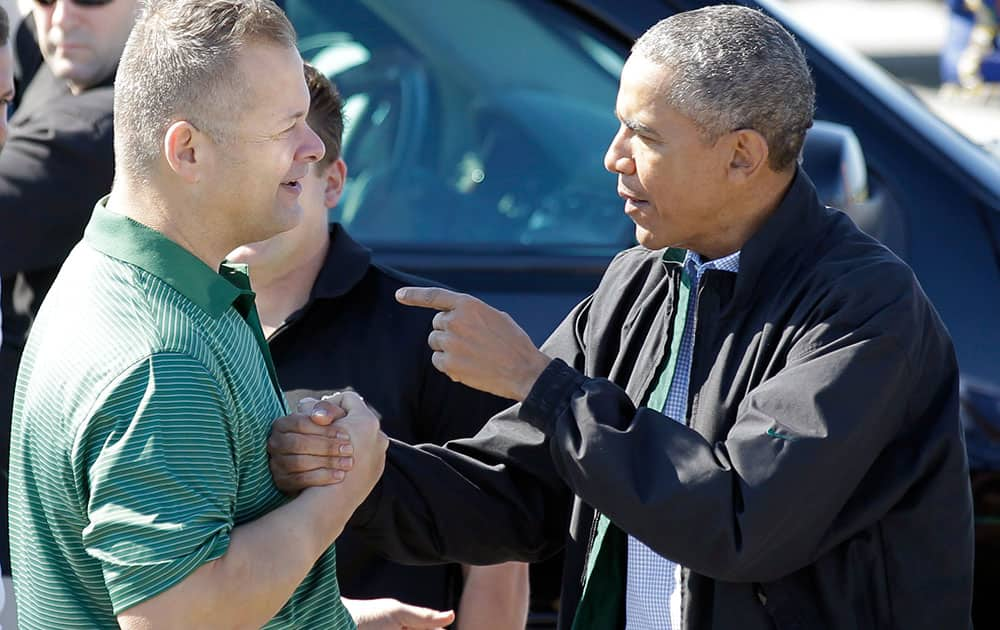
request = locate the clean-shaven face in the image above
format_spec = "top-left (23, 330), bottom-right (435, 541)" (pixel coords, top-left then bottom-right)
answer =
top-left (604, 54), bottom-right (735, 253)
top-left (205, 43), bottom-right (325, 249)
top-left (227, 157), bottom-right (340, 277)
top-left (33, 0), bottom-right (139, 93)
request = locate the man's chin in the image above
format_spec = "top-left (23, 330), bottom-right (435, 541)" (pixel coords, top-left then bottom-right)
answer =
top-left (49, 57), bottom-right (96, 86)
top-left (226, 243), bottom-right (268, 264)
top-left (635, 225), bottom-right (669, 251)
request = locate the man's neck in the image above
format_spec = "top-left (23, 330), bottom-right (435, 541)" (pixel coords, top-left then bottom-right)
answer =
top-left (250, 238), bottom-right (329, 338)
top-left (107, 185), bottom-right (230, 271)
top-left (697, 168), bottom-right (796, 260)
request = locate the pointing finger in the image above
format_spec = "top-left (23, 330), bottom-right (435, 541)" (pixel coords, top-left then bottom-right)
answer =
top-left (396, 287), bottom-right (465, 311)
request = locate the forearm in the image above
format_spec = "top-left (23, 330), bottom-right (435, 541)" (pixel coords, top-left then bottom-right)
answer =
top-left (455, 563), bottom-right (529, 630)
top-left (352, 434), bottom-right (568, 566)
top-left (118, 485), bottom-right (355, 628)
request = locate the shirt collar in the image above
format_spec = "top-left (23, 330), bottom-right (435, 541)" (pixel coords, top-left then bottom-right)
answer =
top-left (83, 197), bottom-right (249, 318)
top-left (309, 223), bottom-right (373, 301)
top-left (684, 249), bottom-right (741, 277)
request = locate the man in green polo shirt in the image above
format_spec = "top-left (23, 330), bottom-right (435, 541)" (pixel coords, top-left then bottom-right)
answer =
top-left (7, 1), bottom-right (386, 628)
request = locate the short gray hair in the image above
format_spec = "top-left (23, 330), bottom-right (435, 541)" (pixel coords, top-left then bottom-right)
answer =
top-left (114, 0), bottom-right (297, 179)
top-left (633, 6), bottom-right (814, 171)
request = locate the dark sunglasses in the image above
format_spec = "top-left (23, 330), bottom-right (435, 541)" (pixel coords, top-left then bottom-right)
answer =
top-left (34, 0), bottom-right (115, 7)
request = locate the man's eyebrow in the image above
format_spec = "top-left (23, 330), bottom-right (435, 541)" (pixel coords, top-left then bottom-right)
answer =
top-left (617, 113), bottom-right (661, 139)
top-left (281, 109), bottom-right (308, 124)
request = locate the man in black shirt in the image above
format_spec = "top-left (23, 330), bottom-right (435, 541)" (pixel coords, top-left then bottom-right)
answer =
top-left (228, 65), bottom-right (528, 629)
top-left (0, 0), bottom-right (138, 578)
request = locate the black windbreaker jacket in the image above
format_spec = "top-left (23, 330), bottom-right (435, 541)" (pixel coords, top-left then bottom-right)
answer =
top-left (352, 171), bottom-right (974, 629)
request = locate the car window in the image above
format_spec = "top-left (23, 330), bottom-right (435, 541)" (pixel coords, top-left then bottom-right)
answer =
top-left (284, 0), bottom-right (630, 249)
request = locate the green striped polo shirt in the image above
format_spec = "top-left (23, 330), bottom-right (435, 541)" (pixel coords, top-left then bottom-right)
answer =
top-left (8, 199), bottom-right (354, 629)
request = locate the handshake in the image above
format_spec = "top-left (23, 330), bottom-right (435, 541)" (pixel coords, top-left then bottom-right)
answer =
top-left (268, 391), bottom-right (388, 505)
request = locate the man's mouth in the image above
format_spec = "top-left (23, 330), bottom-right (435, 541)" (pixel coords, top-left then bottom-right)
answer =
top-left (280, 179), bottom-right (302, 194)
top-left (618, 187), bottom-right (648, 206)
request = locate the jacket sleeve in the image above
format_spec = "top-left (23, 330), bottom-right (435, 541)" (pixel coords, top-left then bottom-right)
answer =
top-left (415, 320), bottom-right (514, 445)
top-left (0, 101), bottom-right (115, 275)
top-left (519, 264), bottom-right (960, 583)
top-left (349, 297), bottom-right (596, 566)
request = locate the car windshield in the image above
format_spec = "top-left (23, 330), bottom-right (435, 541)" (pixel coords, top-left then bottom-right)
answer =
top-left (283, 0), bottom-right (629, 249)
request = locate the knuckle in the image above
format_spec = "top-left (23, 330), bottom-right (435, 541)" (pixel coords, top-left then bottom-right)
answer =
top-left (286, 414), bottom-right (311, 433)
top-left (283, 435), bottom-right (308, 454)
top-left (272, 414), bottom-right (297, 431)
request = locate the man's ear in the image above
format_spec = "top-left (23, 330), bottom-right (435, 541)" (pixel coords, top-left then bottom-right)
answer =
top-left (726, 128), bottom-right (770, 182)
top-left (163, 121), bottom-right (208, 184)
top-left (322, 157), bottom-right (348, 208)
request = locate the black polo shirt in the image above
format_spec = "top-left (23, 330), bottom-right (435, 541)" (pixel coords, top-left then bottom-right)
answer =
top-left (268, 224), bottom-right (512, 611)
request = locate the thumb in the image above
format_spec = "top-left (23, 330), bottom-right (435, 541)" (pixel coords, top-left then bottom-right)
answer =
top-left (394, 604), bottom-right (455, 628)
top-left (325, 390), bottom-right (370, 415)
top-left (308, 399), bottom-right (343, 426)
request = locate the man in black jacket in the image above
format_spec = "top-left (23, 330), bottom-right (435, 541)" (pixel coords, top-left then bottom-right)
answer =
top-left (272, 6), bottom-right (975, 629)
top-left (0, 0), bottom-right (137, 579)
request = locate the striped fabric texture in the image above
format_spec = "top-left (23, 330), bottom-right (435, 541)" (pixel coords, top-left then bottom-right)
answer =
top-left (8, 203), bottom-right (353, 629)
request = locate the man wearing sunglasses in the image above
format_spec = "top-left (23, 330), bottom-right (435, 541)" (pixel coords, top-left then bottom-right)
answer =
top-left (0, 0), bottom-right (137, 599)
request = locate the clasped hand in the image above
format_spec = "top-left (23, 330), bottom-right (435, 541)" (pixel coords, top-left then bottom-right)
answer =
top-left (269, 392), bottom-right (387, 497)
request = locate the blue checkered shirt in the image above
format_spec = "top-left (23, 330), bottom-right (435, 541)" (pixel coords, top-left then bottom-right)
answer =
top-left (625, 248), bottom-right (741, 630)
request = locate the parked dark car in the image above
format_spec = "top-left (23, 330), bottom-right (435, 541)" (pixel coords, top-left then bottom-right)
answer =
top-left (279, 0), bottom-right (1000, 627)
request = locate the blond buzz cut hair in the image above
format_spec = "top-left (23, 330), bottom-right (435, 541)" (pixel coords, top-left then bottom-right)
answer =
top-left (114, 0), bottom-right (298, 180)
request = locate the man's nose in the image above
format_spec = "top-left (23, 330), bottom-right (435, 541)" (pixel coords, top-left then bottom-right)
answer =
top-left (299, 122), bottom-right (325, 164)
top-left (603, 130), bottom-right (635, 175)
top-left (51, 0), bottom-right (81, 27)
top-left (604, 144), bottom-right (635, 175)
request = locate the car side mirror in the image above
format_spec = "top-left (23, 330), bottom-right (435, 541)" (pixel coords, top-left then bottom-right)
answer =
top-left (802, 120), bottom-right (907, 256)
top-left (802, 120), bottom-right (868, 211)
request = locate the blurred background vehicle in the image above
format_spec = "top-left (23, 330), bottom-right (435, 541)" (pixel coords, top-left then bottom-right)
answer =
top-left (276, 0), bottom-right (998, 628)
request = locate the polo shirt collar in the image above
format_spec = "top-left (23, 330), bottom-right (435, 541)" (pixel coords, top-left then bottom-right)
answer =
top-left (309, 223), bottom-right (373, 301)
top-left (83, 197), bottom-right (247, 318)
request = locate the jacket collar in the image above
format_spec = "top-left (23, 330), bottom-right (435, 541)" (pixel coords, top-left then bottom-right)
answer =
top-left (660, 168), bottom-right (825, 310)
top-left (730, 167), bottom-right (825, 307)
top-left (83, 197), bottom-right (249, 317)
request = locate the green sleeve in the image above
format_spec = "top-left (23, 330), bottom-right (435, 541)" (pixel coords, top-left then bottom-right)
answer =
top-left (77, 352), bottom-right (237, 615)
